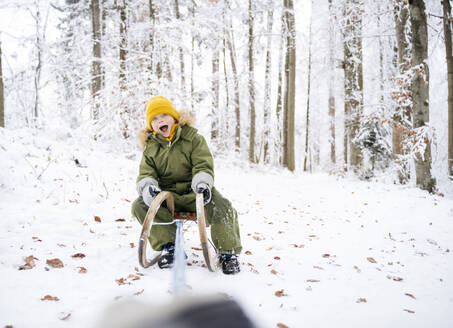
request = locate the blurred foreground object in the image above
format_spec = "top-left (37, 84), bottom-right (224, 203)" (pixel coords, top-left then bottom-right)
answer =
top-left (96, 295), bottom-right (258, 328)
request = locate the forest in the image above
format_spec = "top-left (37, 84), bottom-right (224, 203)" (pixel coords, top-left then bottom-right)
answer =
top-left (0, 0), bottom-right (452, 194)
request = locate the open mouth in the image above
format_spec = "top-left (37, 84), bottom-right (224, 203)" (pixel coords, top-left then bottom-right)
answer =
top-left (159, 125), bottom-right (169, 134)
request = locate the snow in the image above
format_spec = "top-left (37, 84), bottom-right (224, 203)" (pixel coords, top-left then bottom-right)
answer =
top-left (1, 128), bottom-right (452, 328)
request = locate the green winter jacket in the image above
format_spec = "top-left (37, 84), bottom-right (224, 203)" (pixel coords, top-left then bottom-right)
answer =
top-left (136, 114), bottom-right (214, 201)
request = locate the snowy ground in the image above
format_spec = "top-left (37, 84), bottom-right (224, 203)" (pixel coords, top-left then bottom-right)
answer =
top-left (1, 128), bottom-right (452, 328)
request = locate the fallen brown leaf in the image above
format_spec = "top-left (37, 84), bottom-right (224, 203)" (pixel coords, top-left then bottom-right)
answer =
top-left (313, 266), bottom-right (324, 270)
top-left (356, 298), bottom-right (367, 303)
top-left (252, 236), bottom-right (262, 241)
top-left (46, 258), bottom-right (64, 268)
top-left (41, 295), bottom-right (59, 301)
top-left (322, 254), bottom-right (330, 258)
top-left (71, 253), bottom-right (86, 259)
top-left (367, 257), bottom-right (377, 264)
top-left (130, 243), bottom-right (135, 248)
top-left (271, 269), bottom-right (278, 275)
top-left (403, 309), bottom-right (415, 314)
top-left (94, 216), bottom-right (101, 223)
top-left (274, 256), bottom-right (280, 260)
top-left (78, 267), bottom-right (87, 273)
top-left (116, 218), bottom-right (126, 222)
top-left (19, 255), bottom-right (37, 270)
top-left (306, 279), bottom-right (320, 283)
top-left (275, 289), bottom-right (287, 297)
top-left (405, 293), bottom-right (416, 299)
top-left (277, 323), bottom-right (289, 328)
top-left (245, 250), bottom-right (252, 255)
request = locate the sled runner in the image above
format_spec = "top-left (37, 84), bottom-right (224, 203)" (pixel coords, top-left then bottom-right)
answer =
top-left (138, 191), bottom-right (220, 272)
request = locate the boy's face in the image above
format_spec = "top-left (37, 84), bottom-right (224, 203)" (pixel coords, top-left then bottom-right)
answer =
top-left (151, 113), bottom-right (176, 138)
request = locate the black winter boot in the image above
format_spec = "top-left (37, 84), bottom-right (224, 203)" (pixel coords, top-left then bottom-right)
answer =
top-left (220, 254), bottom-right (240, 275)
top-left (158, 243), bottom-right (175, 269)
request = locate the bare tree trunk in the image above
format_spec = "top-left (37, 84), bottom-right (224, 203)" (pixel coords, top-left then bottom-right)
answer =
top-left (91, 0), bottom-right (102, 120)
top-left (0, 36), bottom-right (4, 128)
top-left (33, 0), bottom-right (43, 122)
top-left (225, 3), bottom-right (240, 152)
top-left (393, 0), bottom-right (411, 183)
top-left (328, 0), bottom-right (336, 164)
top-left (118, 0), bottom-right (127, 89)
top-left (409, 0), bottom-right (436, 192)
top-left (304, 6), bottom-right (313, 172)
top-left (285, 0), bottom-right (296, 171)
top-left (263, 5), bottom-right (273, 164)
top-left (276, 4), bottom-right (286, 165)
top-left (211, 48), bottom-right (220, 143)
top-left (149, 0), bottom-right (156, 75)
top-left (248, 0), bottom-right (256, 163)
top-left (377, 1), bottom-right (385, 108)
top-left (174, 0), bottom-right (186, 100)
top-left (444, 0), bottom-right (453, 177)
top-left (343, 0), bottom-right (364, 172)
top-left (190, 2), bottom-right (195, 112)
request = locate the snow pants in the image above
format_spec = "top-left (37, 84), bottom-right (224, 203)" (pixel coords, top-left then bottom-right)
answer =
top-left (131, 188), bottom-right (242, 255)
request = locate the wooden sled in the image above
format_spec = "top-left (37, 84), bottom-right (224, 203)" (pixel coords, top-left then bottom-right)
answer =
top-left (138, 191), bottom-right (220, 272)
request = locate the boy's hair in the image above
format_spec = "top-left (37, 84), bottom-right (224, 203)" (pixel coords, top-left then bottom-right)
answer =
top-left (146, 96), bottom-right (179, 131)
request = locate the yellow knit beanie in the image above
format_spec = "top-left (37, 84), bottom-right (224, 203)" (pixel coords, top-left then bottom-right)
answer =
top-left (145, 96), bottom-right (180, 131)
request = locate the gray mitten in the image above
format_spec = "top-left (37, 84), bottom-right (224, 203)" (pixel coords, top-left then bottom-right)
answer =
top-left (196, 182), bottom-right (212, 205)
top-left (143, 185), bottom-right (161, 206)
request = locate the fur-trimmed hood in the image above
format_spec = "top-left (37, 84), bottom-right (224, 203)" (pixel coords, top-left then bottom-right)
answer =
top-left (138, 109), bottom-right (195, 149)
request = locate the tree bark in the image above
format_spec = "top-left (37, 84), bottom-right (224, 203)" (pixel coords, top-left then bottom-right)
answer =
top-left (211, 48), bottom-right (220, 143)
top-left (119, 0), bottom-right (127, 89)
top-left (91, 0), bottom-right (102, 120)
top-left (33, 0), bottom-right (43, 122)
top-left (0, 36), bottom-right (4, 128)
top-left (225, 2), bottom-right (240, 152)
top-left (175, 0), bottom-right (186, 100)
top-left (263, 5), bottom-right (273, 164)
top-left (409, 0), bottom-right (436, 192)
top-left (328, 0), bottom-right (336, 164)
top-left (343, 0), bottom-right (364, 171)
top-left (393, 0), bottom-right (411, 183)
top-left (248, 0), bottom-right (256, 163)
top-left (304, 4), bottom-right (313, 172)
top-left (284, 0), bottom-right (296, 171)
top-left (443, 0), bottom-right (453, 177)
top-left (276, 3), bottom-right (286, 165)
top-left (149, 0), bottom-right (156, 75)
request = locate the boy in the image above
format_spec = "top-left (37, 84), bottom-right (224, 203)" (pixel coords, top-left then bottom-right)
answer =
top-left (131, 96), bottom-right (242, 274)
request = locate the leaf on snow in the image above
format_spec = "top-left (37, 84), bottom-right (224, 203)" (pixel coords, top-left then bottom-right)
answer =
top-left (41, 295), bottom-right (59, 301)
top-left (403, 309), bottom-right (415, 314)
top-left (245, 250), bottom-right (252, 255)
top-left (277, 324), bottom-right (289, 328)
top-left (275, 289), bottom-right (287, 297)
top-left (252, 236), bottom-right (262, 241)
top-left (19, 255), bottom-right (37, 270)
top-left (94, 216), bottom-right (101, 223)
top-left (306, 279), bottom-right (320, 283)
top-left (367, 257), bottom-right (377, 264)
top-left (274, 256), bottom-right (280, 260)
top-left (71, 253), bottom-right (86, 258)
top-left (130, 243), bottom-right (135, 248)
top-left (271, 269), bottom-right (278, 275)
top-left (116, 218), bottom-right (126, 222)
top-left (356, 298), bottom-right (367, 303)
top-left (78, 267), bottom-right (87, 273)
top-left (46, 258), bottom-right (64, 268)
top-left (405, 293), bottom-right (416, 299)
top-left (322, 254), bottom-right (330, 258)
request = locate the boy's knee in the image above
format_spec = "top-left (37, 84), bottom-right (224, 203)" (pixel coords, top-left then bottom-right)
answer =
top-left (131, 197), bottom-right (148, 220)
